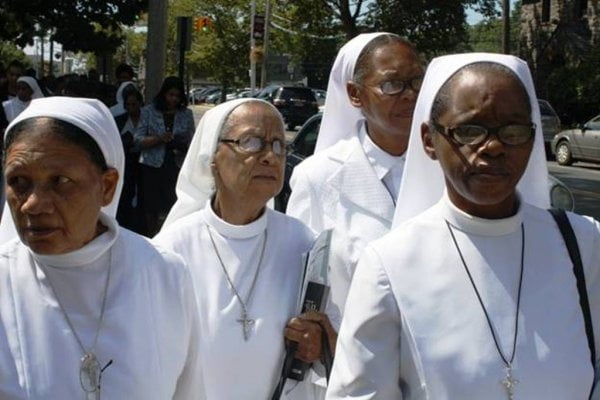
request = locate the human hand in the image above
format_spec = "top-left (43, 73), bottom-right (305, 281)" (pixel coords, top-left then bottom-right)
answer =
top-left (284, 311), bottom-right (337, 363)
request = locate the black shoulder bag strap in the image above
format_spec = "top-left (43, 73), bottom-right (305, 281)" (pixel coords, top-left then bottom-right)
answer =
top-left (549, 209), bottom-right (596, 381)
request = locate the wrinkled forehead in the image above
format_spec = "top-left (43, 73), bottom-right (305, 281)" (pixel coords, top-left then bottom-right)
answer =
top-left (222, 102), bottom-right (284, 137)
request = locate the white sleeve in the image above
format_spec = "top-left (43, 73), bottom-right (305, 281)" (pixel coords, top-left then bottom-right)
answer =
top-left (286, 164), bottom-right (324, 233)
top-left (172, 266), bottom-right (206, 400)
top-left (326, 246), bottom-right (403, 399)
top-left (573, 216), bottom-right (600, 397)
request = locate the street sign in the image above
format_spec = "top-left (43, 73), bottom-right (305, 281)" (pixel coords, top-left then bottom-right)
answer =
top-left (253, 14), bottom-right (265, 40)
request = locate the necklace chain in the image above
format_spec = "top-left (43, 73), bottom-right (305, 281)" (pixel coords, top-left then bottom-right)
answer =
top-left (206, 224), bottom-right (267, 340)
top-left (40, 249), bottom-right (113, 396)
top-left (446, 220), bottom-right (525, 398)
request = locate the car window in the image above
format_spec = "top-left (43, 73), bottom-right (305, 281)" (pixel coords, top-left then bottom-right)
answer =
top-left (294, 117), bottom-right (321, 157)
top-left (586, 117), bottom-right (600, 130)
top-left (538, 100), bottom-right (557, 117)
top-left (280, 88), bottom-right (316, 101)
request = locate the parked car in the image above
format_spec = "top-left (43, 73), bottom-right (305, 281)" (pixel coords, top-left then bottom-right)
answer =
top-left (275, 113), bottom-right (575, 212)
top-left (189, 87), bottom-right (219, 104)
top-left (538, 99), bottom-right (561, 156)
top-left (312, 89), bottom-right (327, 106)
top-left (256, 85), bottom-right (319, 130)
top-left (552, 114), bottom-right (600, 166)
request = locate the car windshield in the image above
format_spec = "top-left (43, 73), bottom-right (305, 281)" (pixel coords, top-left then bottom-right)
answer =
top-left (538, 101), bottom-right (557, 117)
top-left (280, 88), bottom-right (315, 101)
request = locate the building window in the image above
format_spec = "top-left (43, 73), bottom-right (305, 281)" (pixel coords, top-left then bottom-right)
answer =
top-left (541, 0), bottom-right (551, 22)
top-left (576, 0), bottom-right (588, 18)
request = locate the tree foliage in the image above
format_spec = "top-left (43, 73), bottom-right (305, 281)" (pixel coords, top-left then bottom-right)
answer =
top-left (0, 0), bottom-right (146, 53)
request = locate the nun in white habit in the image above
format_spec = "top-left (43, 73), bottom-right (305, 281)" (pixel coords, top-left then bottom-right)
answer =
top-left (2, 76), bottom-right (44, 123)
top-left (155, 98), bottom-right (332, 400)
top-left (286, 33), bottom-right (424, 330)
top-left (0, 97), bottom-right (204, 399)
top-left (110, 80), bottom-right (136, 117)
top-left (327, 53), bottom-right (600, 399)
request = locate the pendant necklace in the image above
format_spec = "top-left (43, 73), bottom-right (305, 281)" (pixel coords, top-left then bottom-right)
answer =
top-left (206, 224), bottom-right (267, 341)
top-left (446, 221), bottom-right (525, 400)
top-left (42, 251), bottom-right (114, 400)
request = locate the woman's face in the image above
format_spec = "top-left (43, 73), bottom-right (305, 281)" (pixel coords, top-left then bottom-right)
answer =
top-left (164, 88), bottom-right (182, 111)
top-left (4, 121), bottom-right (119, 254)
top-left (422, 69), bottom-right (533, 218)
top-left (16, 81), bottom-right (33, 102)
top-left (125, 93), bottom-right (142, 117)
top-left (213, 103), bottom-right (285, 207)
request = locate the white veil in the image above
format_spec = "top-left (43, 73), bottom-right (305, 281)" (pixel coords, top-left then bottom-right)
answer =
top-left (392, 53), bottom-right (549, 227)
top-left (313, 32), bottom-right (388, 153)
top-left (161, 98), bottom-right (279, 228)
top-left (0, 97), bottom-right (125, 243)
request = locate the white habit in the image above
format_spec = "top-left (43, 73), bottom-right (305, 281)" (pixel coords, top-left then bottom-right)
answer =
top-left (0, 214), bottom-right (204, 399)
top-left (327, 195), bottom-right (600, 399)
top-left (287, 122), bottom-right (403, 328)
top-left (155, 201), bottom-right (318, 399)
top-left (286, 32), bottom-right (404, 331)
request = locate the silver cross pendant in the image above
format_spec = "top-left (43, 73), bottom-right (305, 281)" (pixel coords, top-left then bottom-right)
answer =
top-left (237, 311), bottom-right (255, 341)
top-left (501, 365), bottom-right (519, 400)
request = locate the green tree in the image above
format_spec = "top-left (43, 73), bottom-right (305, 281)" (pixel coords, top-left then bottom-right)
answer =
top-left (0, 41), bottom-right (29, 68)
top-left (467, 2), bottom-right (521, 54)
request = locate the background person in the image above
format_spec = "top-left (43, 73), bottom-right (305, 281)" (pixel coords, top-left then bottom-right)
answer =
top-left (115, 86), bottom-right (144, 233)
top-left (327, 54), bottom-right (600, 399)
top-left (2, 76), bottom-right (45, 123)
top-left (135, 76), bottom-right (195, 236)
top-left (0, 97), bottom-right (203, 399)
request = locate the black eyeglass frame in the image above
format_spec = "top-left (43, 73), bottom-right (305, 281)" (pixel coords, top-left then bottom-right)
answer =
top-left (219, 136), bottom-right (286, 156)
top-left (430, 121), bottom-right (537, 146)
top-left (360, 75), bottom-right (424, 96)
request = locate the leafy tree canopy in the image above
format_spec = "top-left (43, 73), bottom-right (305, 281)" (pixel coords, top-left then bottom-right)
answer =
top-left (0, 0), bottom-right (146, 53)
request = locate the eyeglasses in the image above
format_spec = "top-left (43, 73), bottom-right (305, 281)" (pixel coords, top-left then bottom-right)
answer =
top-left (220, 136), bottom-right (286, 156)
top-left (371, 76), bottom-right (424, 96)
top-left (431, 121), bottom-right (536, 146)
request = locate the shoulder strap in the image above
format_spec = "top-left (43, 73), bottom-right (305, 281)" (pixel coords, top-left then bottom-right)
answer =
top-left (549, 209), bottom-right (596, 369)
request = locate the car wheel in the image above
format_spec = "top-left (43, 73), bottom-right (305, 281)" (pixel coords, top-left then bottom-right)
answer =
top-left (556, 141), bottom-right (573, 166)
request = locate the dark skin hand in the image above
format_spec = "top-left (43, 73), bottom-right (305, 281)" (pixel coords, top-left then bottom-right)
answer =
top-left (284, 311), bottom-right (337, 363)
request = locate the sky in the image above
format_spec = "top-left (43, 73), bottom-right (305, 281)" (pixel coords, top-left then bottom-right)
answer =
top-left (467, 0), bottom-right (519, 25)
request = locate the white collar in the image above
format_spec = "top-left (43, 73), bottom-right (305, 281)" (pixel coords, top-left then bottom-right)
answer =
top-left (203, 200), bottom-right (267, 239)
top-left (31, 213), bottom-right (119, 268)
top-left (359, 122), bottom-right (405, 181)
top-left (440, 190), bottom-right (523, 237)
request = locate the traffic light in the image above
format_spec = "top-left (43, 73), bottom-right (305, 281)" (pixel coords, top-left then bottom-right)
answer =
top-left (253, 14), bottom-right (265, 40)
top-left (194, 16), bottom-right (213, 33)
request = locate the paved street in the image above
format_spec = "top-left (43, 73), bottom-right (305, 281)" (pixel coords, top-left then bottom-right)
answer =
top-left (548, 161), bottom-right (600, 221)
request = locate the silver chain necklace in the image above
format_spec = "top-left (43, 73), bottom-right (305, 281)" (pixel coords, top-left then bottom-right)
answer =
top-left (446, 221), bottom-right (525, 400)
top-left (206, 224), bottom-right (267, 341)
top-left (41, 250), bottom-right (114, 400)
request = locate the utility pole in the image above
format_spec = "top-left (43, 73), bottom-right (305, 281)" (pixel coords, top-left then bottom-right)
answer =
top-left (250, 0), bottom-right (257, 95)
top-left (260, 0), bottom-right (271, 89)
top-left (502, 0), bottom-right (510, 54)
top-left (145, 0), bottom-right (168, 102)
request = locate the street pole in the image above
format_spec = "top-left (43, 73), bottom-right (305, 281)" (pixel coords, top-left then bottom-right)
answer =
top-left (502, 0), bottom-right (510, 54)
top-left (260, 0), bottom-right (270, 89)
top-left (145, 0), bottom-right (168, 102)
top-left (250, 0), bottom-right (257, 95)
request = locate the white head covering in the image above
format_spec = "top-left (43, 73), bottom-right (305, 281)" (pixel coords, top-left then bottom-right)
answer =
top-left (392, 53), bottom-right (549, 227)
top-left (314, 32), bottom-right (388, 153)
top-left (161, 98), bottom-right (280, 228)
top-left (17, 76), bottom-right (45, 100)
top-left (0, 97), bottom-right (125, 243)
top-left (110, 81), bottom-right (136, 117)
top-left (2, 77), bottom-right (45, 123)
